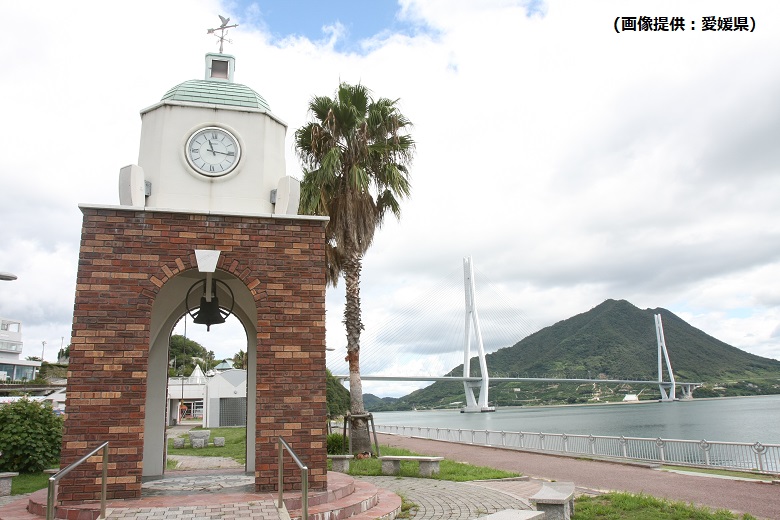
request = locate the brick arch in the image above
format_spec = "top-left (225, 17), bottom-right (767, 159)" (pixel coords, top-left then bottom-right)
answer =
top-left (62, 207), bottom-right (327, 502)
top-left (148, 256), bottom-right (268, 304)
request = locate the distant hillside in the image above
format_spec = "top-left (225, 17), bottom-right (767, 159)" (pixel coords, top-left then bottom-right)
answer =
top-left (362, 394), bottom-right (399, 409)
top-left (326, 369), bottom-right (350, 417)
top-left (482, 299), bottom-right (780, 381)
top-left (368, 299), bottom-right (780, 410)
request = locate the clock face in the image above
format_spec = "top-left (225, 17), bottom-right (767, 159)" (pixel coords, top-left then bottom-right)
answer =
top-left (185, 127), bottom-right (241, 177)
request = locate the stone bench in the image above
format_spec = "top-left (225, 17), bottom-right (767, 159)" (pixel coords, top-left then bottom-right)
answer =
top-left (378, 455), bottom-right (444, 477)
top-left (327, 454), bottom-right (354, 473)
top-left (478, 510), bottom-right (545, 520)
top-left (529, 482), bottom-right (575, 520)
top-left (188, 430), bottom-right (210, 448)
top-left (0, 472), bottom-right (19, 497)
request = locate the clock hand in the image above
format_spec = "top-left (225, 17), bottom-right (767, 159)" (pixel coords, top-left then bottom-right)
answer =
top-left (207, 140), bottom-right (217, 156)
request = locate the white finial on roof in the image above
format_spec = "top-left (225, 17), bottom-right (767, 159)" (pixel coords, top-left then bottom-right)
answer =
top-left (207, 15), bottom-right (239, 53)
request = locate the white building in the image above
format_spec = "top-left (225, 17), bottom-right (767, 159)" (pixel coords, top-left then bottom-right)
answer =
top-left (0, 318), bottom-right (41, 382)
top-left (166, 366), bottom-right (247, 427)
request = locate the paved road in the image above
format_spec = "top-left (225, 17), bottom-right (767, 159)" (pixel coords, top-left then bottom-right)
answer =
top-left (378, 433), bottom-right (780, 520)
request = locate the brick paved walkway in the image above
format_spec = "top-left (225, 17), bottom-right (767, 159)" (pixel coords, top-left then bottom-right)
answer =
top-left (355, 476), bottom-right (539, 520)
top-left (378, 433), bottom-right (779, 520)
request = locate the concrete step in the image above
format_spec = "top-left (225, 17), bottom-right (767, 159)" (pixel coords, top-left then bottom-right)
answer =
top-left (0, 490), bottom-right (45, 520)
top-left (287, 480), bottom-right (400, 520)
top-left (347, 488), bottom-right (402, 520)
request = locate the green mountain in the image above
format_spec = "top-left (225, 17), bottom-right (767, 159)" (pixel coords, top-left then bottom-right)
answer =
top-left (369, 299), bottom-right (780, 410)
top-left (362, 393), bottom-right (399, 409)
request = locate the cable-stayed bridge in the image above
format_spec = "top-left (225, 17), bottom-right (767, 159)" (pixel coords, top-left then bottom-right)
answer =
top-left (331, 257), bottom-right (701, 412)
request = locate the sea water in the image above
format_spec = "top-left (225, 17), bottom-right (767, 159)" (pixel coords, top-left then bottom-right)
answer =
top-left (373, 394), bottom-right (780, 445)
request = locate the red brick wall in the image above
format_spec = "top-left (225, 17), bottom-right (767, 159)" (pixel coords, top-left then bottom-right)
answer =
top-left (61, 207), bottom-right (327, 501)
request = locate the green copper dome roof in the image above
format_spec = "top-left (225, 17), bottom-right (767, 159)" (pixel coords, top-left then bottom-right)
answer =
top-left (161, 79), bottom-right (271, 111)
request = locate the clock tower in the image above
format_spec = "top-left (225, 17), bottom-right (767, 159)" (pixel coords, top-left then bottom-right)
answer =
top-left (61, 29), bottom-right (327, 504)
top-left (119, 52), bottom-right (299, 215)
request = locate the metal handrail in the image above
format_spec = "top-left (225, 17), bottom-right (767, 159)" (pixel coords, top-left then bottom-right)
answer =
top-left (277, 437), bottom-right (308, 520)
top-left (47, 442), bottom-right (109, 520)
top-left (376, 424), bottom-right (780, 473)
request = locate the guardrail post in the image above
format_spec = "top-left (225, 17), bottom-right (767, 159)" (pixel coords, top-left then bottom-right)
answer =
top-left (562, 434), bottom-right (568, 453)
top-left (278, 441), bottom-right (283, 509)
top-left (698, 440), bottom-right (711, 466)
top-left (46, 477), bottom-right (56, 520)
top-left (301, 466), bottom-right (308, 520)
top-left (752, 442), bottom-right (767, 472)
top-left (620, 436), bottom-right (628, 458)
top-left (539, 433), bottom-right (545, 450)
top-left (277, 437), bottom-right (309, 520)
top-left (655, 438), bottom-right (665, 462)
top-left (101, 443), bottom-right (108, 519)
top-left (501, 431), bottom-right (506, 447)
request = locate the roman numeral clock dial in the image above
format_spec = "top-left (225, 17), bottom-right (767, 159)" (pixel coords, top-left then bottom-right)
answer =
top-left (185, 126), bottom-right (241, 177)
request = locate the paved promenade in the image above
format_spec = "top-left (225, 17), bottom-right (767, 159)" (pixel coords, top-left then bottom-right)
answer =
top-left (378, 433), bottom-right (779, 519)
top-left (0, 472), bottom-right (538, 520)
top-left (1, 428), bottom-right (776, 519)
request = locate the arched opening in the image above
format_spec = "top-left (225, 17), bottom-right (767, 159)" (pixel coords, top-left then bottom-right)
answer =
top-left (143, 269), bottom-right (257, 478)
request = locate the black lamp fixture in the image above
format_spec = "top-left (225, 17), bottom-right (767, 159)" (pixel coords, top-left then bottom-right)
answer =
top-left (186, 278), bottom-right (234, 331)
top-left (186, 249), bottom-right (234, 331)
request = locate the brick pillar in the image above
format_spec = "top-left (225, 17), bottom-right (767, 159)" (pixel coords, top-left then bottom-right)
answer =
top-left (60, 207), bottom-right (327, 502)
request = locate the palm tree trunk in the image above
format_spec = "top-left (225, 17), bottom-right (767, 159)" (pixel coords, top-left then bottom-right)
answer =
top-left (343, 252), bottom-right (372, 454)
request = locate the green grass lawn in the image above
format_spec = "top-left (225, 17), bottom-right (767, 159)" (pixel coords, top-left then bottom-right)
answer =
top-left (11, 472), bottom-right (50, 495)
top-left (342, 446), bottom-right (520, 481)
top-left (574, 492), bottom-right (757, 520)
top-left (167, 426), bottom-right (246, 464)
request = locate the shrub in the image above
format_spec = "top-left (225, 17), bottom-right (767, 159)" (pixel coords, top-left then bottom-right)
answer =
top-left (0, 399), bottom-right (63, 473)
top-left (327, 433), bottom-right (346, 454)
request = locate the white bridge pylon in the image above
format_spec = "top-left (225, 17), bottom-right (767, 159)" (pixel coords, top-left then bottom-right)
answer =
top-left (655, 313), bottom-right (678, 401)
top-left (461, 256), bottom-right (495, 413)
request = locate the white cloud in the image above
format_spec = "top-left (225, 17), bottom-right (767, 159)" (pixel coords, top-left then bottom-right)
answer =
top-left (1, 1), bottom-right (778, 399)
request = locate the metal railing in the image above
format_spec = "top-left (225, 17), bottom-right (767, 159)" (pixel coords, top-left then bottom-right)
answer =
top-left (47, 441), bottom-right (109, 520)
top-left (278, 437), bottom-right (308, 520)
top-left (376, 424), bottom-right (780, 474)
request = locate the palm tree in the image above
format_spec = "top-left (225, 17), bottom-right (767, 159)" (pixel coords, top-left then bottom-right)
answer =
top-left (232, 349), bottom-right (247, 370)
top-left (295, 82), bottom-right (414, 453)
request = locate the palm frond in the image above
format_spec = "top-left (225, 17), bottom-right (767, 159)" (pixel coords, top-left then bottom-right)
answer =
top-left (295, 82), bottom-right (415, 282)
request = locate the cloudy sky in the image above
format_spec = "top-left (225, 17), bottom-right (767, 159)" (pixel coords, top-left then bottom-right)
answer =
top-left (1, 1), bottom-right (778, 397)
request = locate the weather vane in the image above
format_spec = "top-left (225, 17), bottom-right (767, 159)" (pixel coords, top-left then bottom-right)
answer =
top-left (207, 15), bottom-right (239, 53)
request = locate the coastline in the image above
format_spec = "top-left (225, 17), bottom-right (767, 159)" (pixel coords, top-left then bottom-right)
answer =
top-left (377, 392), bottom-right (780, 414)
top-left (373, 394), bottom-right (780, 445)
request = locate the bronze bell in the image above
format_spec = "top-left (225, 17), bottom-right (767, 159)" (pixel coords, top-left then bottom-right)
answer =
top-left (192, 294), bottom-right (225, 331)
